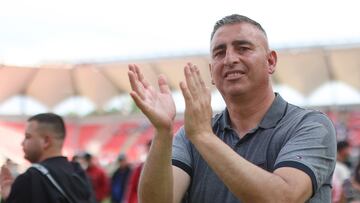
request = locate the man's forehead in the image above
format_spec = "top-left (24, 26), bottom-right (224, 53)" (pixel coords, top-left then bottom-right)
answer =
top-left (210, 23), bottom-right (267, 50)
top-left (26, 120), bottom-right (37, 129)
top-left (25, 120), bottom-right (43, 133)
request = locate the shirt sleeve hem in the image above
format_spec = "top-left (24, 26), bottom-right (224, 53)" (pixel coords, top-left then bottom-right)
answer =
top-left (274, 161), bottom-right (317, 197)
top-left (172, 159), bottom-right (192, 177)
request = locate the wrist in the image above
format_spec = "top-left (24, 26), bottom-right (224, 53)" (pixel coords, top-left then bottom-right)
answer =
top-left (155, 127), bottom-right (174, 137)
top-left (187, 129), bottom-right (214, 143)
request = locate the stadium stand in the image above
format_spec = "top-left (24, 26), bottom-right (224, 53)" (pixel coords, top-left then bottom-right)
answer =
top-left (0, 111), bottom-right (358, 165)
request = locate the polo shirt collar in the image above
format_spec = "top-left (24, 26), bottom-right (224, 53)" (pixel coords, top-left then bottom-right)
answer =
top-left (218, 93), bottom-right (288, 131)
top-left (259, 93), bottom-right (288, 129)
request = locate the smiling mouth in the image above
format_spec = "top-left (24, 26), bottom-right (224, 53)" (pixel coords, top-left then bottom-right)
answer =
top-left (225, 71), bottom-right (244, 79)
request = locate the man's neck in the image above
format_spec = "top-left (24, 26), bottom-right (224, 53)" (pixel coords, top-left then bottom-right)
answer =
top-left (38, 150), bottom-right (63, 163)
top-left (226, 91), bottom-right (275, 138)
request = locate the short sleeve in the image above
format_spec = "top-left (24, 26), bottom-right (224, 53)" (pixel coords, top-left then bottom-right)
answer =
top-left (274, 112), bottom-right (336, 194)
top-left (172, 127), bottom-right (193, 177)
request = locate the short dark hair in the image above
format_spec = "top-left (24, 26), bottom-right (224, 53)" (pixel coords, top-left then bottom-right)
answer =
top-left (28, 113), bottom-right (66, 139)
top-left (337, 140), bottom-right (350, 152)
top-left (83, 152), bottom-right (92, 162)
top-left (211, 14), bottom-right (267, 40)
top-left (117, 153), bottom-right (126, 161)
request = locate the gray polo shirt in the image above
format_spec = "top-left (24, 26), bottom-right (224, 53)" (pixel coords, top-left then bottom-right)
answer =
top-left (172, 93), bottom-right (336, 203)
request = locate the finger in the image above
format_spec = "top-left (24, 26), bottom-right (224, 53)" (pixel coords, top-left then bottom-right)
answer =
top-left (179, 81), bottom-right (193, 104)
top-left (128, 64), bottom-right (139, 90)
top-left (187, 63), bottom-right (205, 99)
top-left (133, 64), bottom-right (150, 89)
top-left (184, 63), bottom-right (198, 96)
top-left (128, 64), bottom-right (140, 82)
top-left (190, 65), bottom-right (202, 87)
top-left (128, 65), bottom-right (146, 99)
top-left (158, 74), bottom-right (171, 94)
top-left (128, 66), bottom-right (138, 91)
top-left (128, 70), bottom-right (144, 98)
top-left (128, 64), bottom-right (136, 74)
top-left (129, 92), bottom-right (151, 116)
top-left (191, 64), bottom-right (206, 89)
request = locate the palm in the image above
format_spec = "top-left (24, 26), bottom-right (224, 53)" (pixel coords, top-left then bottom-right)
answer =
top-left (128, 64), bottom-right (176, 131)
top-left (139, 85), bottom-right (176, 129)
top-left (180, 63), bottom-right (213, 139)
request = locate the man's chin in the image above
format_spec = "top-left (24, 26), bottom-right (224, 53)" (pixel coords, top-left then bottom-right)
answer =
top-left (24, 155), bottom-right (35, 163)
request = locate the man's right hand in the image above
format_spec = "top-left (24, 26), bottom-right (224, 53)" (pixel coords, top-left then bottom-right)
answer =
top-left (0, 165), bottom-right (14, 200)
top-left (128, 64), bottom-right (176, 133)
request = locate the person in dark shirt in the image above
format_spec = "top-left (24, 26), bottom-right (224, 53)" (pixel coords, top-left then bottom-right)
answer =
top-left (110, 154), bottom-right (132, 203)
top-left (0, 113), bottom-right (96, 203)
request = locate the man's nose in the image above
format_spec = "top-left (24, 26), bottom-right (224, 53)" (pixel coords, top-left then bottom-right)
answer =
top-left (224, 49), bottom-right (239, 66)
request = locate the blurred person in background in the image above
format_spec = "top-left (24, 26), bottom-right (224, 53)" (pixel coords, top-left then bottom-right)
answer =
top-left (0, 113), bottom-right (95, 203)
top-left (337, 140), bottom-right (352, 169)
top-left (110, 154), bottom-right (132, 203)
top-left (79, 152), bottom-right (110, 203)
top-left (128, 14), bottom-right (336, 202)
top-left (123, 140), bottom-right (151, 203)
top-left (339, 158), bottom-right (360, 202)
top-left (333, 140), bottom-right (352, 202)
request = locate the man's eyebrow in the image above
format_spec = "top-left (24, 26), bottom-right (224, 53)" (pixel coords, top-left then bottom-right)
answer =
top-left (212, 40), bottom-right (254, 53)
top-left (232, 40), bottom-right (254, 47)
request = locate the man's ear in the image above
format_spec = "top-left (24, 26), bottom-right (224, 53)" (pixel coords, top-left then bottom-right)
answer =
top-left (267, 50), bottom-right (277, 74)
top-left (209, 63), bottom-right (215, 85)
top-left (42, 134), bottom-right (52, 149)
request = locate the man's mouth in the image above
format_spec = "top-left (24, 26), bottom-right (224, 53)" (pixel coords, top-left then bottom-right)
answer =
top-left (225, 71), bottom-right (245, 79)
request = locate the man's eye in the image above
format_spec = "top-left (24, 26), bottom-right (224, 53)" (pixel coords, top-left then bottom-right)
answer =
top-left (214, 51), bottom-right (224, 57)
top-left (238, 47), bottom-right (249, 52)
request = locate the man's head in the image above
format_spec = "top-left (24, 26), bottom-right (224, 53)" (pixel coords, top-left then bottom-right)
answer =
top-left (117, 154), bottom-right (129, 168)
top-left (337, 140), bottom-right (350, 162)
top-left (209, 14), bottom-right (277, 99)
top-left (76, 152), bottom-right (94, 169)
top-left (22, 113), bottom-right (66, 163)
top-left (210, 14), bottom-right (267, 41)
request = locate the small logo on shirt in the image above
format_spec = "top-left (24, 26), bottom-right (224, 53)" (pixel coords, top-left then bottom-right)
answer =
top-left (296, 155), bottom-right (302, 159)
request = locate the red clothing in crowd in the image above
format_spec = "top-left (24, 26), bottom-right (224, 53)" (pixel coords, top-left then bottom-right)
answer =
top-left (86, 165), bottom-right (110, 202)
top-left (124, 163), bottom-right (143, 203)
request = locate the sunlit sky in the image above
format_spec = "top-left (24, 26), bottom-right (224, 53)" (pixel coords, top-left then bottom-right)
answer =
top-left (1, 0), bottom-right (360, 66)
top-left (1, 0), bottom-right (360, 115)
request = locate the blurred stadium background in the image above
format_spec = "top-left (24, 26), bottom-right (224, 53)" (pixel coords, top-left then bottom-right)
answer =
top-left (1, 44), bottom-right (360, 167)
top-left (0, 0), bottom-right (359, 170)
